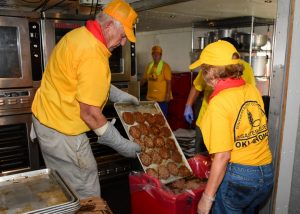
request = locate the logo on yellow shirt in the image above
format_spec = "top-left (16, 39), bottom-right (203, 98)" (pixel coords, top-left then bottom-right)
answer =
top-left (234, 101), bottom-right (268, 148)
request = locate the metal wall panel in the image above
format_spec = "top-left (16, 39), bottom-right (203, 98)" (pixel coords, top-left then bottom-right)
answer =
top-left (289, 107), bottom-right (300, 213)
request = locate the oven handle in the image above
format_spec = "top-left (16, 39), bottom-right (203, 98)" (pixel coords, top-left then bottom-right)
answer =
top-left (120, 58), bottom-right (125, 74)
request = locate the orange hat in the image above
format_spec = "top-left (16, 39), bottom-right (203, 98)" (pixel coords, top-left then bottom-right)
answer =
top-left (104, 0), bottom-right (137, 43)
top-left (189, 40), bottom-right (239, 70)
top-left (152, 45), bottom-right (162, 54)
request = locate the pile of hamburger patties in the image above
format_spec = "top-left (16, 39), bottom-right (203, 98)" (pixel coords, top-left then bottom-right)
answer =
top-left (122, 111), bottom-right (191, 181)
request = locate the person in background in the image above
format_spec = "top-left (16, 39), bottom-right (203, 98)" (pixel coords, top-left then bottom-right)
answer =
top-left (184, 37), bottom-right (256, 154)
top-left (189, 40), bottom-right (273, 214)
top-left (31, 0), bottom-right (140, 199)
top-left (140, 45), bottom-right (173, 117)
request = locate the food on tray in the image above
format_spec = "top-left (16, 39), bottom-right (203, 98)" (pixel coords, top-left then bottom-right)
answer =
top-left (160, 126), bottom-right (171, 137)
top-left (167, 162), bottom-right (179, 176)
top-left (122, 112), bottom-right (134, 125)
top-left (129, 125), bottom-right (141, 139)
top-left (144, 136), bottom-right (154, 148)
top-left (171, 151), bottom-right (182, 163)
top-left (164, 177), bottom-right (207, 195)
top-left (150, 125), bottom-right (160, 136)
top-left (37, 187), bottom-right (68, 206)
top-left (152, 150), bottom-right (163, 164)
top-left (185, 178), bottom-right (203, 190)
top-left (165, 138), bottom-right (177, 151)
top-left (140, 152), bottom-right (152, 166)
top-left (146, 168), bottom-right (158, 178)
top-left (154, 137), bottom-right (165, 147)
top-left (134, 139), bottom-right (146, 151)
top-left (158, 165), bottom-right (170, 179)
top-left (170, 178), bottom-right (185, 189)
top-left (159, 147), bottom-right (170, 159)
top-left (138, 123), bottom-right (149, 136)
top-left (143, 113), bottom-right (156, 124)
top-left (154, 113), bottom-right (165, 126)
top-left (179, 165), bottom-right (191, 177)
top-left (133, 112), bottom-right (145, 123)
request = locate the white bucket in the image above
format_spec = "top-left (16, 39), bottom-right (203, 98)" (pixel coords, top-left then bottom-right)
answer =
top-left (251, 56), bottom-right (267, 76)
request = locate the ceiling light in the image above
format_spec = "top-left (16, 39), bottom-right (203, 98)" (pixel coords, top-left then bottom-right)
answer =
top-left (169, 15), bottom-right (176, 18)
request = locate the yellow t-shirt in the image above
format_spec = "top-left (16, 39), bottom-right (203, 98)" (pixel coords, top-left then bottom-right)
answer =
top-left (200, 84), bottom-right (272, 166)
top-left (143, 61), bottom-right (173, 102)
top-left (194, 59), bottom-right (256, 126)
top-left (32, 26), bottom-right (111, 135)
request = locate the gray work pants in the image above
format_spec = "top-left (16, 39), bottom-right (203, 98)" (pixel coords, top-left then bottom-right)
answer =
top-left (32, 116), bottom-right (100, 199)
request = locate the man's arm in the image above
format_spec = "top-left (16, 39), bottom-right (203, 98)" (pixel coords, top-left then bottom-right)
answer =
top-left (79, 102), bottom-right (107, 130)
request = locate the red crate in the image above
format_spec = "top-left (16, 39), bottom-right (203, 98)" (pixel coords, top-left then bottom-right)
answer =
top-left (130, 155), bottom-right (211, 214)
top-left (171, 72), bottom-right (191, 99)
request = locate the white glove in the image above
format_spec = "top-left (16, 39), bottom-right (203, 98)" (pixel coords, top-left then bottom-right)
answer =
top-left (109, 84), bottom-right (139, 105)
top-left (97, 122), bottom-right (141, 158)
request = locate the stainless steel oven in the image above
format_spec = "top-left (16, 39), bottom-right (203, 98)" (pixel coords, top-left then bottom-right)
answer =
top-left (0, 113), bottom-right (40, 176)
top-left (41, 13), bottom-right (136, 82)
top-left (0, 16), bottom-right (32, 88)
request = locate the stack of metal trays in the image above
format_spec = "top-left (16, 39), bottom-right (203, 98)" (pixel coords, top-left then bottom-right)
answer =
top-left (0, 168), bottom-right (80, 214)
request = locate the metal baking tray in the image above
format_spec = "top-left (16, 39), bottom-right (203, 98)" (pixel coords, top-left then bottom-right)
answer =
top-left (114, 101), bottom-right (192, 184)
top-left (0, 168), bottom-right (80, 214)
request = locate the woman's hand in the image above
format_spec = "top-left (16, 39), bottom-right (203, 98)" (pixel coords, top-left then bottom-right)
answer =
top-left (197, 192), bottom-right (214, 214)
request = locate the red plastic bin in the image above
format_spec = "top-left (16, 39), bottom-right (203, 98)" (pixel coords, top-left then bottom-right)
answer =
top-left (130, 155), bottom-right (211, 214)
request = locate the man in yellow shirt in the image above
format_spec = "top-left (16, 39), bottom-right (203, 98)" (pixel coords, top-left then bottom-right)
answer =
top-left (31, 0), bottom-right (140, 199)
top-left (140, 45), bottom-right (173, 117)
top-left (184, 37), bottom-right (256, 153)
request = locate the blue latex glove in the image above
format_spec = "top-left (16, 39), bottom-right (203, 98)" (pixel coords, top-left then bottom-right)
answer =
top-left (184, 105), bottom-right (194, 124)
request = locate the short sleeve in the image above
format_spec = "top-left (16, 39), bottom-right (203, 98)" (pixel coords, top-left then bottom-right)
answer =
top-left (163, 63), bottom-right (172, 80)
top-left (200, 100), bottom-right (233, 154)
top-left (76, 57), bottom-right (110, 107)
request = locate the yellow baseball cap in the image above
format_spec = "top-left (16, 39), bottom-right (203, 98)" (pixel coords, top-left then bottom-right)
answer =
top-left (104, 0), bottom-right (137, 43)
top-left (152, 45), bottom-right (162, 54)
top-left (189, 40), bottom-right (239, 70)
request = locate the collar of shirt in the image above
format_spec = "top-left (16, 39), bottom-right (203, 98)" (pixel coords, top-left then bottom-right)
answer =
top-left (86, 20), bottom-right (107, 47)
top-left (209, 78), bottom-right (246, 102)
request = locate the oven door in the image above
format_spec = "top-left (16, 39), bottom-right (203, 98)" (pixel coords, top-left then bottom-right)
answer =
top-left (0, 16), bottom-right (32, 88)
top-left (110, 42), bottom-right (136, 82)
top-left (0, 113), bottom-right (40, 175)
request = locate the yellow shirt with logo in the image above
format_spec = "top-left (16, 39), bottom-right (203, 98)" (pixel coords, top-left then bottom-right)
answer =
top-left (143, 61), bottom-right (173, 102)
top-left (200, 84), bottom-right (272, 166)
top-left (32, 26), bottom-right (111, 135)
top-left (194, 59), bottom-right (256, 127)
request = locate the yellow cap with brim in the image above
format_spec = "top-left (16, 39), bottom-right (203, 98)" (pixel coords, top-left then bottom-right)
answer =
top-left (189, 40), bottom-right (240, 70)
top-left (152, 45), bottom-right (162, 54)
top-left (104, 0), bottom-right (137, 43)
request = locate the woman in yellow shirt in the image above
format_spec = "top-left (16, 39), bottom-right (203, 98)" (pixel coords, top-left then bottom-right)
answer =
top-left (141, 46), bottom-right (173, 117)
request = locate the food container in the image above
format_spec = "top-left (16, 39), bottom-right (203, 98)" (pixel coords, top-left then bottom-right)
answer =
top-left (130, 155), bottom-right (211, 214)
top-left (252, 56), bottom-right (267, 76)
top-left (0, 168), bottom-right (80, 214)
top-left (114, 101), bottom-right (192, 184)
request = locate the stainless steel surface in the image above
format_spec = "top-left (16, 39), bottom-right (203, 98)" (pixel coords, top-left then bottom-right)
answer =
top-left (0, 168), bottom-right (80, 214)
top-left (0, 113), bottom-right (40, 175)
top-left (114, 101), bottom-right (192, 184)
top-left (198, 36), bottom-right (207, 50)
top-left (251, 56), bottom-right (267, 76)
top-left (218, 29), bottom-right (237, 39)
top-left (235, 32), bottom-right (251, 50)
top-left (0, 16), bottom-right (32, 88)
top-left (252, 34), bottom-right (268, 50)
top-left (131, 0), bottom-right (193, 12)
top-left (0, 88), bottom-right (35, 116)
